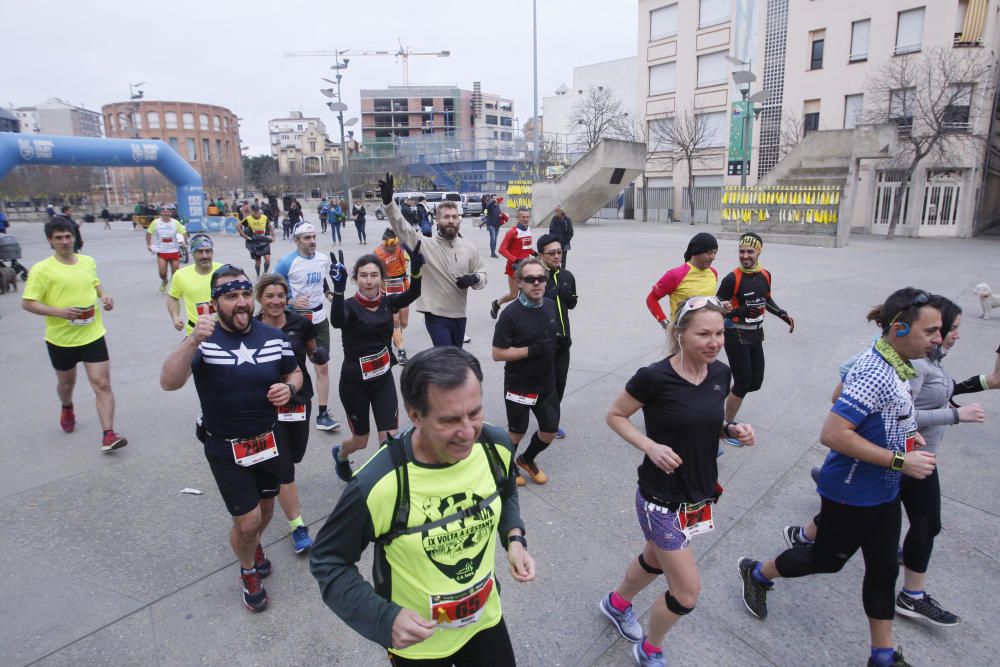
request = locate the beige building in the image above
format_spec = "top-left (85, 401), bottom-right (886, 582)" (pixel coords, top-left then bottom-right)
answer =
top-left (638, 0), bottom-right (1000, 236)
top-left (276, 124), bottom-right (343, 176)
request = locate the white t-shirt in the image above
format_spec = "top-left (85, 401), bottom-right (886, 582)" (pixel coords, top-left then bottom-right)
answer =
top-left (148, 218), bottom-right (185, 254)
top-left (274, 250), bottom-right (330, 324)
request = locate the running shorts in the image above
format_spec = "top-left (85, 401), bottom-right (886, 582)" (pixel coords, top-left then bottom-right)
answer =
top-left (504, 389), bottom-right (559, 435)
top-left (46, 336), bottom-right (110, 371)
top-left (203, 432), bottom-right (282, 516)
top-left (157, 251), bottom-right (181, 261)
top-left (339, 372), bottom-right (399, 436)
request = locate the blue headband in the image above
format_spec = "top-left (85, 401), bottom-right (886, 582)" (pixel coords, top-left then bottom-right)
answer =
top-left (190, 236), bottom-right (214, 252)
top-left (211, 279), bottom-right (253, 300)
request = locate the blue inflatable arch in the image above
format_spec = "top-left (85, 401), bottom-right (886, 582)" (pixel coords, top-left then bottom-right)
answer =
top-left (0, 133), bottom-right (204, 228)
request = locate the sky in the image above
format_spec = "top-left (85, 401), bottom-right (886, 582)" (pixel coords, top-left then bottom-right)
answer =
top-left (2, 0), bottom-right (638, 155)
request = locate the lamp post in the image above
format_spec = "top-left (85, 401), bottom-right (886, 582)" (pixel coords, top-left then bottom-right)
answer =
top-left (128, 82), bottom-right (148, 204)
top-left (532, 0), bottom-right (540, 179)
top-left (730, 70), bottom-right (770, 186)
top-left (321, 57), bottom-right (353, 211)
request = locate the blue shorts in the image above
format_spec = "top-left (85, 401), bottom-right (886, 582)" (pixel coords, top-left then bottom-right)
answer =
top-left (635, 489), bottom-right (689, 551)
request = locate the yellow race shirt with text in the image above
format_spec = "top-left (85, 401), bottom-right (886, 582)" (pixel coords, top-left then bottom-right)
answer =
top-left (168, 262), bottom-right (222, 333)
top-left (246, 214), bottom-right (269, 235)
top-left (23, 254), bottom-right (105, 347)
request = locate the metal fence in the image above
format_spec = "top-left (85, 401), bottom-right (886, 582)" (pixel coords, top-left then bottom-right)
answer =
top-left (680, 186), bottom-right (723, 223)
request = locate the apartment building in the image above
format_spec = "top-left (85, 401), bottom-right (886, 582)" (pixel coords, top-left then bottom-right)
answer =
top-left (268, 112), bottom-right (328, 159)
top-left (12, 98), bottom-right (103, 137)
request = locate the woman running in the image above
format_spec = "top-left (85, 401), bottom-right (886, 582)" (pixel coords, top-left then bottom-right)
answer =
top-left (254, 273), bottom-right (330, 554)
top-left (600, 296), bottom-right (755, 667)
top-left (328, 244), bottom-right (424, 482)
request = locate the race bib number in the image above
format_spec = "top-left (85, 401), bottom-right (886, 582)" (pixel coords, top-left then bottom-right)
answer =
top-left (70, 304), bottom-right (96, 326)
top-left (360, 347), bottom-right (391, 380)
top-left (162, 236), bottom-right (174, 244)
top-left (195, 301), bottom-right (216, 317)
top-left (678, 501), bottom-right (715, 540)
top-left (230, 431), bottom-right (278, 467)
top-left (505, 391), bottom-right (538, 406)
top-left (294, 309), bottom-right (314, 322)
top-left (744, 298), bottom-right (766, 323)
top-left (430, 574), bottom-right (494, 629)
top-left (385, 276), bottom-right (406, 295)
top-left (905, 430), bottom-right (917, 453)
top-left (520, 236), bottom-right (532, 251)
top-left (277, 403), bottom-right (306, 422)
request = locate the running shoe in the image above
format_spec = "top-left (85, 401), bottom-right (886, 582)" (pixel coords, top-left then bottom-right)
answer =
top-left (463, 335), bottom-right (472, 343)
top-left (515, 472), bottom-right (526, 487)
top-left (555, 427), bottom-right (566, 439)
top-left (632, 640), bottom-right (666, 667)
top-left (316, 411), bottom-right (341, 431)
top-left (866, 649), bottom-right (911, 667)
top-left (895, 592), bottom-right (960, 626)
top-left (101, 431), bottom-right (128, 453)
top-left (60, 404), bottom-right (76, 433)
top-left (254, 544), bottom-right (271, 578)
top-left (159, 281), bottom-right (167, 293)
top-left (332, 445), bottom-right (353, 482)
top-left (782, 525), bottom-right (812, 549)
top-left (516, 455), bottom-right (548, 484)
top-left (737, 557), bottom-right (771, 619)
top-left (240, 569), bottom-right (268, 612)
top-left (291, 526), bottom-right (313, 554)
top-left (599, 593), bottom-right (643, 642)
top-left (490, 300), bottom-right (501, 319)
top-left (397, 349), bottom-right (408, 365)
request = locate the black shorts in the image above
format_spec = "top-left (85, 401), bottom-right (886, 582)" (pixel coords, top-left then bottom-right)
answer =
top-left (504, 388), bottom-right (560, 435)
top-left (340, 372), bottom-right (399, 436)
top-left (313, 317), bottom-right (330, 353)
top-left (388, 617), bottom-right (515, 666)
top-left (46, 336), bottom-right (110, 372)
top-left (274, 403), bottom-right (311, 484)
top-left (204, 433), bottom-right (282, 516)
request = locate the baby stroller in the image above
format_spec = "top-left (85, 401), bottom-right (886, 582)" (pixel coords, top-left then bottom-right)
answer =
top-left (0, 233), bottom-right (28, 280)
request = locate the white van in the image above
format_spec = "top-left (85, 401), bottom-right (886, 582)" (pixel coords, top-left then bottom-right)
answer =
top-left (424, 192), bottom-right (464, 216)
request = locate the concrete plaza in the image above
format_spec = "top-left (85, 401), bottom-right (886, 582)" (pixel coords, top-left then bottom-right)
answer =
top-left (1, 216), bottom-right (998, 666)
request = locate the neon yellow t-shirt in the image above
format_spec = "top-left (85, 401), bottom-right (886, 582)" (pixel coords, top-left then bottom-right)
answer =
top-left (168, 262), bottom-right (222, 333)
top-left (246, 214), bottom-right (269, 235)
top-left (22, 254), bottom-right (105, 347)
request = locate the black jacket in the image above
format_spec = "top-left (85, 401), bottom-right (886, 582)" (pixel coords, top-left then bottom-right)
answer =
top-left (543, 265), bottom-right (577, 340)
top-left (548, 214), bottom-right (573, 250)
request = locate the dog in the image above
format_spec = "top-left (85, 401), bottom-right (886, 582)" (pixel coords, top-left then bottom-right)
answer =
top-left (0, 266), bottom-right (17, 294)
top-left (974, 283), bottom-right (1000, 319)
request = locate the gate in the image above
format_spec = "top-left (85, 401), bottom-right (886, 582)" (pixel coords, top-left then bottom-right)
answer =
top-left (918, 170), bottom-right (961, 236)
top-left (872, 170), bottom-right (911, 233)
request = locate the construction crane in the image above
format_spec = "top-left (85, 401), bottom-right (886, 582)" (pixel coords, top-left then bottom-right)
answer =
top-left (283, 39), bottom-right (450, 85)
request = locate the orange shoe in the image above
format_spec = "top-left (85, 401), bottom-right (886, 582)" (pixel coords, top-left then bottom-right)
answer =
top-left (516, 472), bottom-right (526, 487)
top-left (516, 455), bottom-right (547, 484)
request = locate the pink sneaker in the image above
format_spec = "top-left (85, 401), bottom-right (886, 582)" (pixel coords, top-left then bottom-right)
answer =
top-left (60, 405), bottom-right (76, 433)
top-left (101, 431), bottom-right (128, 453)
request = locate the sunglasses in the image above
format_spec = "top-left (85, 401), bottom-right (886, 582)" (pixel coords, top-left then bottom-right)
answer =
top-left (676, 295), bottom-right (724, 321)
top-left (542, 250), bottom-right (563, 256)
top-left (888, 291), bottom-right (930, 326)
top-left (521, 275), bottom-right (547, 285)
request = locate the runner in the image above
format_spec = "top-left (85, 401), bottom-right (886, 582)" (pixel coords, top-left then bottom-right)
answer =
top-left (318, 198), bottom-right (330, 234)
top-left (490, 207), bottom-right (535, 320)
top-left (22, 218), bottom-right (127, 452)
top-left (310, 347), bottom-right (535, 665)
top-left (274, 223), bottom-right (341, 432)
top-left (238, 204), bottom-right (275, 277)
top-left (328, 244), bottom-right (423, 482)
top-left (255, 273), bottom-right (328, 554)
top-left (645, 233), bottom-right (718, 328)
top-left (167, 234), bottom-right (221, 334)
top-left (160, 264), bottom-right (303, 612)
top-left (715, 232), bottom-right (794, 443)
top-left (599, 296), bottom-right (753, 667)
top-left (491, 257), bottom-right (560, 486)
top-left (536, 233), bottom-right (577, 439)
top-left (374, 229), bottom-right (413, 364)
top-left (145, 204), bottom-right (187, 292)
top-left (738, 288), bottom-right (941, 667)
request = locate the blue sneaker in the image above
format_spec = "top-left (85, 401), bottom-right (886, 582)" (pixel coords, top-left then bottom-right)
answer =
top-left (599, 593), bottom-right (643, 642)
top-left (723, 437), bottom-right (742, 447)
top-left (332, 445), bottom-right (353, 482)
top-left (291, 525), bottom-right (313, 554)
top-left (555, 427), bottom-right (566, 439)
top-left (316, 411), bottom-right (341, 431)
top-left (632, 639), bottom-right (666, 667)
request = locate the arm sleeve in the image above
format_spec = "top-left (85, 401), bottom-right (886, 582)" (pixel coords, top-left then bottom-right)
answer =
top-left (624, 366), bottom-right (655, 405)
top-left (385, 201), bottom-right (418, 247)
top-left (469, 248), bottom-right (488, 290)
top-left (953, 375), bottom-right (990, 395)
top-left (716, 273), bottom-right (735, 301)
top-left (565, 218), bottom-right (573, 242)
top-left (909, 363), bottom-right (958, 427)
top-left (645, 266), bottom-right (686, 322)
top-left (498, 228), bottom-right (517, 262)
top-left (329, 292), bottom-right (347, 329)
top-left (765, 296), bottom-right (785, 316)
top-left (492, 311), bottom-right (515, 349)
top-left (309, 482), bottom-right (401, 649)
top-left (832, 363), bottom-right (888, 425)
top-left (388, 275), bottom-right (421, 311)
top-left (273, 255), bottom-right (292, 280)
top-left (280, 334), bottom-right (298, 375)
top-left (560, 272), bottom-right (578, 310)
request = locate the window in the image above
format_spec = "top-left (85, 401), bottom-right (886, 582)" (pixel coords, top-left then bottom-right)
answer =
top-left (164, 111), bottom-right (177, 129)
top-left (650, 4), bottom-right (678, 40)
top-left (309, 140), bottom-right (317, 152)
top-left (850, 19), bottom-right (870, 62)
top-left (145, 111), bottom-right (160, 129)
top-left (130, 111), bottom-right (142, 129)
top-left (215, 139), bottom-right (223, 161)
top-left (648, 118), bottom-right (675, 148)
top-left (649, 62), bottom-right (677, 94)
top-left (697, 51), bottom-right (728, 87)
top-left (955, 0), bottom-right (987, 46)
top-left (844, 94), bottom-right (864, 129)
top-left (186, 137), bottom-right (197, 160)
top-left (944, 84), bottom-right (973, 131)
top-left (225, 140), bottom-right (231, 159)
top-left (699, 111), bottom-right (728, 146)
top-left (199, 113), bottom-right (210, 131)
top-left (890, 87), bottom-right (915, 132)
top-left (168, 137), bottom-right (179, 151)
top-left (202, 138), bottom-right (210, 160)
top-left (500, 116), bottom-right (513, 127)
top-left (895, 7), bottom-right (925, 55)
top-left (803, 99), bottom-right (820, 135)
top-left (485, 114), bottom-right (498, 125)
top-left (500, 131), bottom-right (513, 141)
top-left (699, 0), bottom-right (729, 27)
top-left (182, 112), bottom-right (194, 129)
top-left (809, 30), bottom-right (825, 70)
top-left (224, 117), bottom-right (229, 131)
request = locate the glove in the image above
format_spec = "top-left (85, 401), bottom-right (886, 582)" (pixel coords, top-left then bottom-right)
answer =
top-left (526, 341), bottom-right (548, 358)
top-left (557, 281), bottom-right (574, 299)
top-left (455, 273), bottom-right (480, 289)
top-left (556, 334), bottom-right (572, 350)
top-left (378, 173), bottom-right (394, 206)
top-left (780, 311), bottom-right (795, 333)
top-left (403, 241), bottom-right (424, 276)
top-left (328, 249), bottom-right (347, 292)
top-left (311, 345), bottom-right (329, 365)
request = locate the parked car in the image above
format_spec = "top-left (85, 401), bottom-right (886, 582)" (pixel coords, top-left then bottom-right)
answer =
top-left (462, 193), bottom-right (485, 217)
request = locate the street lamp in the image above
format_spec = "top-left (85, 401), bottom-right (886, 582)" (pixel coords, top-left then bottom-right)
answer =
top-left (731, 70), bottom-right (770, 186)
top-left (128, 82), bottom-right (149, 204)
top-left (321, 59), bottom-right (353, 210)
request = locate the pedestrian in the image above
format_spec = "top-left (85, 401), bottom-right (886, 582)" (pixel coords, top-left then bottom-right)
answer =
top-left (482, 195), bottom-right (502, 258)
top-left (536, 233), bottom-right (577, 439)
top-left (646, 232), bottom-right (718, 329)
top-left (318, 198), bottom-right (330, 234)
top-left (166, 234), bottom-right (221, 334)
top-left (353, 199), bottom-right (367, 244)
top-left (490, 207), bottom-right (535, 320)
top-left (415, 197), bottom-right (432, 237)
top-left (288, 199), bottom-right (303, 228)
top-left (330, 199), bottom-right (343, 245)
top-left (548, 206), bottom-right (574, 268)
top-left (146, 204), bottom-right (187, 292)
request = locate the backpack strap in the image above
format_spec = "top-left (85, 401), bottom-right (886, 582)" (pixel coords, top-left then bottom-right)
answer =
top-left (730, 269), bottom-right (744, 311)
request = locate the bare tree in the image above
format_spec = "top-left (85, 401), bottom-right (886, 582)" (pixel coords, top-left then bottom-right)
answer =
top-left (569, 86), bottom-right (631, 152)
top-left (779, 112), bottom-right (805, 159)
top-left (649, 108), bottom-right (714, 221)
top-left (864, 46), bottom-right (993, 238)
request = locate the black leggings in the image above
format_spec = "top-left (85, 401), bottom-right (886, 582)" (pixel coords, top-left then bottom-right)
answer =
top-left (339, 371), bottom-right (399, 436)
top-left (901, 468), bottom-right (941, 574)
top-left (724, 332), bottom-right (764, 398)
top-left (775, 496), bottom-right (901, 620)
top-left (555, 346), bottom-right (570, 402)
top-left (388, 618), bottom-right (515, 666)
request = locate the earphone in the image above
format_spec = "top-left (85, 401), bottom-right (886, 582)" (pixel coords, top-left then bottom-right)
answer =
top-left (895, 322), bottom-right (910, 337)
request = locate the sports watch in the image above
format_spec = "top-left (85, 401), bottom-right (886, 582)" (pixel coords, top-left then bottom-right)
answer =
top-left (890, 452), bottom-right (905, 471)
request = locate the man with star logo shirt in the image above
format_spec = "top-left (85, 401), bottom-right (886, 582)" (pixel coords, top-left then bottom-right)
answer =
top-left (160, 264), bottom-right (302, 614)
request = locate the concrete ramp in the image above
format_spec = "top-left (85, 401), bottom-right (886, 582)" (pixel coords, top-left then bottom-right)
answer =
top-left (532, 139), bottom-right (647, 227)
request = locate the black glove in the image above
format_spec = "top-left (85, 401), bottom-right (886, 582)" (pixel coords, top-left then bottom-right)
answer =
top-left (403, 241), bottom-right (424, 276)
top-left (455, 273), bottom-right (480, 289)
top-left (557, 281), bottom-right (574, 299)
top-left (311, 345), bottom-right (329, 365)
top-left (328, 249), bottom-right (347, 292)
top-left (556, 334), bottom-right (572, 350)
top-left (779, 311), bottom-right (795, 333)
top-left (378, 173), bottom-right (394, 206)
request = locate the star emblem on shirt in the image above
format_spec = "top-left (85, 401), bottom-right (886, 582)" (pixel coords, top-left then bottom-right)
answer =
top-left (233, 342), bottom-right (258, 365)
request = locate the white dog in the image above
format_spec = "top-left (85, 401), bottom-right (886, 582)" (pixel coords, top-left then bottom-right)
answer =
top-left (974, 283), bottom-right (1000, 319)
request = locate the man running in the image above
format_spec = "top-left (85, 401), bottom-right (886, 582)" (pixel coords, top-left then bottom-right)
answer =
top-left (239, 204), bottom-right (275, 277)
top-left (379, 174), bottom-right (487, 348)
top-left (738, 288), bottom-right (941, 667)
top-left (646, 232), bottom-right (718, 328)
top-left (167, 234), bottom-right (222, 334)
top-left (22, 218), bottom-right (127, 452)
top-left (275, 223), bottom-right (341, 432)
top-left (160, 264), bottom-right (303, 612)
top-left (374, 228), bottom-right (413, 364)
top-left (492, 257), bottom-right (560, 485)
top-left (146, 204), bottom-right (187, 292)
top-left (716, 232), bottom-right (794, 443)
top-left (310, 347), bottom-right (534, 664)
top-left (490, 207), bottom-right (535, 320)
top-left (537, 233), bottom-right (577, 439)
top-left (548, 206), bottom-right (574, 268)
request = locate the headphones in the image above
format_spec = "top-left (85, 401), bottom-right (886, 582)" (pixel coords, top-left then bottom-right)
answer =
top-left (894, 322), bottom-right (910, 337)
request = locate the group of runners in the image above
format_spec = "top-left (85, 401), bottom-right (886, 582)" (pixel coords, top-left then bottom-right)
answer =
top-left (17, 172), bottom-right (1000, 666)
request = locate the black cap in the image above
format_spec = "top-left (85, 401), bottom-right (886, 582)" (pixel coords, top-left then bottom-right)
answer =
top-left (684, 232), bottom-right (718, 262)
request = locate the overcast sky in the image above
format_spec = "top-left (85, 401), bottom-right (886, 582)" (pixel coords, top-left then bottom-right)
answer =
top-left (2, 0), bottom-right (638, 154)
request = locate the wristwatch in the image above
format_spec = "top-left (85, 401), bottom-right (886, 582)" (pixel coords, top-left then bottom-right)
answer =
top-left (508, 534), bottom-right (527, 550)
top-left (285, 382), bottom-right (297, 396)
top-left (890, 452), bottom-right (905, 471)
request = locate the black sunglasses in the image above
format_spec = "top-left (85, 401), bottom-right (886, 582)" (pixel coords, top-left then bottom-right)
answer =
top-left (522, 275), bottom-right (547, 284)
